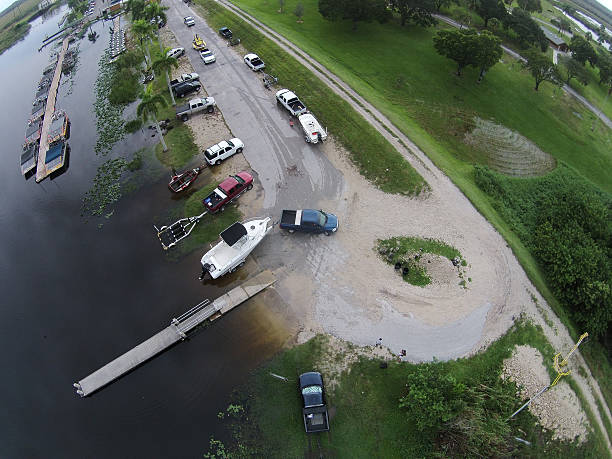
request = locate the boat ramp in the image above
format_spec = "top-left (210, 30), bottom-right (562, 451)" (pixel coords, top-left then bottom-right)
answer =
top-left (73, 270), bottom-right (276, 397)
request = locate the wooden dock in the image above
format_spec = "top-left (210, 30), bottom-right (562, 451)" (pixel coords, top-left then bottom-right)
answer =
top-left (36, 37), bottom-right (69, 182)
top-left (74, 271), bottom-right (275, 397)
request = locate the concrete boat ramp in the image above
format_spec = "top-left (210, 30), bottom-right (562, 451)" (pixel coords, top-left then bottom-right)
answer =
top-left (74, 271), bottom-right (275, 397)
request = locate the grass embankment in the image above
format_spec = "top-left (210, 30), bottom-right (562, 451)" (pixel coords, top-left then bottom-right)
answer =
top-left (227, 0), bottom-right (612, 426)
top-left (0, 0), bottom-right (63, 54)
top-left (194, 0), bottom-right (427, 196)
top-left (376, 236), bottom-right (465, 286)
top-left (207, 321), bottom-right (608, 457)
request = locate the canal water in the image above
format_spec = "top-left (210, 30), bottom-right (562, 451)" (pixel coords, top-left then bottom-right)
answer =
top-left (0, 7), bottom-right (289, 458)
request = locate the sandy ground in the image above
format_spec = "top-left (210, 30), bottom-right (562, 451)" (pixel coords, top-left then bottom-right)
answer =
top-left (160, 4), bottom-right (612, 448)
top-left (502, 345), bottom-right (588, 442)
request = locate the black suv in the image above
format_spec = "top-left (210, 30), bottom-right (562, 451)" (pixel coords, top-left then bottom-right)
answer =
top-left (219, 27), bottom-right (232, 39)
top-left (173, 81), bottom-right (201, 98)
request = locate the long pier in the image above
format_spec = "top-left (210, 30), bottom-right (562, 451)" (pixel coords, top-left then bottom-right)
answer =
top-left (36, 36), bottom-right (69, 182)
top-left (73, 271), bottom-right (275, 397)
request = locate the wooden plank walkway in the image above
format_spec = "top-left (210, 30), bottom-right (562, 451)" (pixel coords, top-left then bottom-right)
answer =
top-left (35, 37), bottom-right (69, 182)
top-left (74, 271), bottom-right (276, 397)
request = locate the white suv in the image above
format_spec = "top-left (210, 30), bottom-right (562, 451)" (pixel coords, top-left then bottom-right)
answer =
top-left (204, 138), bottom-right (244, 166)
top-left (166, 47), bottom-right (185, 59)
top-left (184, 16), bottom-right (195, 27)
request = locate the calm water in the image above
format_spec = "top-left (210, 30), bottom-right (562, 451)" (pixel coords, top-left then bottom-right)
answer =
top-left (0, 8), bottom-right (288, 458)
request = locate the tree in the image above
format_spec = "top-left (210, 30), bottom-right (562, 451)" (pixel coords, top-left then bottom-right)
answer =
top-left (152, 51), bottom-right (179, 106)
top-left (143, 1), bottom-right (168, 53)
top-left (432, 0), bottom-right (450, 11)
top-left (472, 30), bottom-right (503, 82)
top-left (517, 0), bottom-right (541, 13)
top-left (557, 16), bottom-right (572, 34)
top-left (561, 3), bottom-right (575, 16)
top-left (433, 29), bottom-right (479, 76)
top-left (503, 8), bottom-right (548, 51)
top-left (318, 0), bottom-right (391, 31)
top-left (126, 0), bottom-right (146, 21)
top-left (488, 17), bottom-right (501, 32)
top-left (475, 0), bottom-right (507, 28)
top-left (569, 35), bottom-right (597, 66)
top-left (559, 55), bottom-right (589, 85)
top-left (524, 49), bottom-right (561, 90)
top-left (294, 2), bottom-right (304, 21)
top-left (137, 84), bottom-right (168, 152)
top-left (390, 0), bottom-right (437, 27)
top-left (131, 19), bottom-right (156, 65)
top-left (597, 53), bottom-right (612, 94)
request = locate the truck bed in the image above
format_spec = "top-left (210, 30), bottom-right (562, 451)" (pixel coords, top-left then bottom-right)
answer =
top-left (280, 210), bottom-right (298, 225)
top-left (203, 188), bottom-right (227, 211)
top-left (303, 406), bottom-right (329, 433)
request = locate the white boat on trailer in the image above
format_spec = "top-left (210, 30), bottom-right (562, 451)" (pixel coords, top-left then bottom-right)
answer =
top-left (200, 217), bottom-right (272, 279)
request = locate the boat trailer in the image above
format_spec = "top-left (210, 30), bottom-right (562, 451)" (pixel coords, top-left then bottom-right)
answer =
top-left (154, 211), bottom-right (207, 250)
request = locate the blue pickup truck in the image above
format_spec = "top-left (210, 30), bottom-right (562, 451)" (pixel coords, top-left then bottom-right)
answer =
top-left (280, 209), bottom-right (338, 235)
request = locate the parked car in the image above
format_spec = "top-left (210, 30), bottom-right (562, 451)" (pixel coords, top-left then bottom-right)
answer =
top-left (244, 53), bottom-right (265, 71)
top-left (199, 49), bottom-right (216, 64)
top-left (173, 81), bottom-right (201, 98)
top-left (276, 88), bottom-right (307, 116)
top-left (204, 138), bottom-right (244, 166)
top-left (299, 372), bottom-right (330, 433)
top-left (175, 97), bottom-right (216, 121)
top-left (280, 209), bottom-right (338, 235)
top-left (202, 172), bottom-right (253, 213)
top-left (219, 26), bottom-right (232, 39)
top-left (184, 16), bottom-right (195, 26)
top-left (166, 47), bottom-right (185, 59)
top-left (192, 34), bottom-right (206, 51)
top-left (170, 73), bottom-right (199, 88)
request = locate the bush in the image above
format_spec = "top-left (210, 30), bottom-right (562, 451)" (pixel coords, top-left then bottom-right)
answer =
top-left (108, 68), bottom-right (140, 105)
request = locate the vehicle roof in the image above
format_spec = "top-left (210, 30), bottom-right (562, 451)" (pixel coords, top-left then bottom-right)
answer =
top-left (200, 49), bottom-right (213, 55)
top-left (299, 372), bottom-right (323, 388)
top-left (184, 16), bottom-right (193, 19)
top-left (279, 89), bottom-right (297, 99)
top-left (301, 209), bottom-right (322, 222)
top-left (218, 176), bottom-right (239, 191)
top-left (245, 53), bottom-right (259, 59)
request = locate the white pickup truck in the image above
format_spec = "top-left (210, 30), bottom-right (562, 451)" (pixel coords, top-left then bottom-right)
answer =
top-left (298, 113), bottom-right (327, 144)
top-left (275, 88), bottom-right (307, 116)
top-left (175, 97), bottom-right (216, 121)
top-left (170, 73), bottom-right (199, 88)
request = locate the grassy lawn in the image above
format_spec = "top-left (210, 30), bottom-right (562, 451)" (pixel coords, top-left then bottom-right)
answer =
top-left (208, 321), bottom-right (609, 457)
top-left (194, 0), bottom-right (428, 196)
top-left (223, 0), bottom-right (612, 424)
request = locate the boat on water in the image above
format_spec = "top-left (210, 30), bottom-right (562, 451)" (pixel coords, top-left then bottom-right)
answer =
top-left (45, 140), bottom-right (68, 175)
top-left (48, 110), bottom-right (70, 144)
top-left (25, 120), bottom-right (42, 144)
top-left (168, 167), bottom-right (200, 192)
top-left (20, 141), bottom-right (38, 177)
top-left (200, 217), bottom-right (272, 279)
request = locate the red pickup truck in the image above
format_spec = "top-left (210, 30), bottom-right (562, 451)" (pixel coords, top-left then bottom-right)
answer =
top-left (202, 172), bottom-right (253, 213)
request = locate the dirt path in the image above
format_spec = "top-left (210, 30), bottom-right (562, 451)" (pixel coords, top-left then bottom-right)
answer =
top-left (169, 0), bottom-right (611, 448)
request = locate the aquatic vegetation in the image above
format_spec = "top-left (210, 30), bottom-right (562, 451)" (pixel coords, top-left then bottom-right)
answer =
top-left (81, 158), bottom-right (127, 217)
top-left (93, 51), bottom-right (126, 156)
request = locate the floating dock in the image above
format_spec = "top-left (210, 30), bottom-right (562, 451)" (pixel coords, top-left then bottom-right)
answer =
top-left (35, 37), bottom-right (70, 182)
top-left (73, 271), bottom-right (276, 397)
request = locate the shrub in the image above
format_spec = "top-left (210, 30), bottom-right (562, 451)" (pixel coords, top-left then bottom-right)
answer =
top-left (124, 118), bottom-right (142, 134)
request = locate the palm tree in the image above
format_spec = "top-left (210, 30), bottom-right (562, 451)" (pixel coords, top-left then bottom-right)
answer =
top-left (126, 0), bottom-right (147, 21)
top-left (137, 84), bottom-right (168, 152)
top-left (131, 19), bottom-right (155, 65)
top-left (143, 1), bottom-right (169, 53)
top-left (152, 51), bottom-right (179, 106)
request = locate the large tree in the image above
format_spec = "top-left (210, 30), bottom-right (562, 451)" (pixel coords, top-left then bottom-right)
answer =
top-left (475, 0), bottom-right (507, 28)
top-left (569, 35), bottom-right (597, 67)
top-left (517, 0), bottom-right (542, 13)
top-left (390, 0), bottom-right (437, 27)
top-left (559, 55), bottom-right (590, 86)
top-left (472, 30), bottom-right (503, 82)
top-left (126, 0), bottom-right (147, 21)
top-left (503, 8), bottom-right (548, 51)
top-left (524, 49), bottom-right (561, 90)
top-left (142, 1), bottom-right (168, 53)
top-left (137, 84), bottom-right (168, 152)
top-left (597, 53), bottom-right (612, 94)
top-left (318, 0), bottom-right (390, 31)
top-left (433, 29), bottom-right (479, 76)
top-left (152, 51), bottom-right (179, 106)
top-left (432, 0), bottom-right (451, 11)
top-left (131, 19), bottom-right (156, 66)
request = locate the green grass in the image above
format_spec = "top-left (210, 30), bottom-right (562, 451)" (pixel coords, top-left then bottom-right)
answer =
top-left (376, 236), bottom-right (464, 286)
top-left (224, 0), bottom-right (612, 431)
top-left (210, 321), bottom-right (608, 457)
top-left (154, 123), bottom-right (199, 168)
top-left (193, 0), bottom-right (428, 196)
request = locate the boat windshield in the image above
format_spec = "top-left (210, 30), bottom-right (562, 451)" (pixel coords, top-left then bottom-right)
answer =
top-left (318, 211), bottom-right (327, 227)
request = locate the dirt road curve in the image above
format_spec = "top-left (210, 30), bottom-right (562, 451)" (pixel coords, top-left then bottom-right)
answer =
top-left (163, 0), bottom-right (611, 447)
